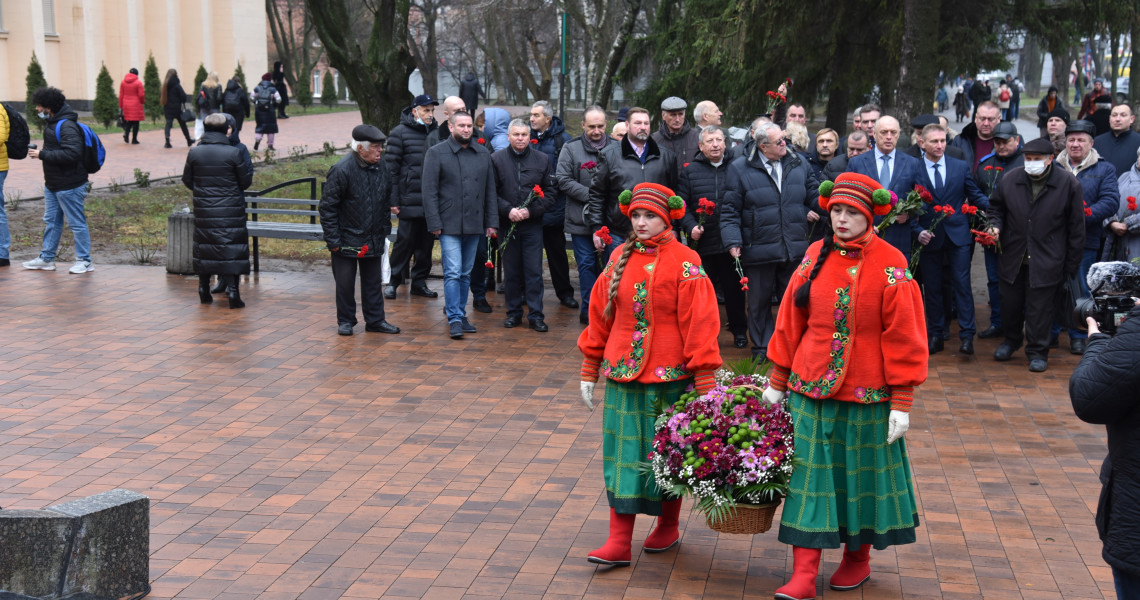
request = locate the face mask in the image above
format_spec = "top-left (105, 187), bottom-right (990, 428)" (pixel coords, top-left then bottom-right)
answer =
top-left (415, 117), bottom-right (425, 126)
top-left (1025, 160), bottom-right (1047, 176)
top-left (37, 111), bottom-right (49, 119)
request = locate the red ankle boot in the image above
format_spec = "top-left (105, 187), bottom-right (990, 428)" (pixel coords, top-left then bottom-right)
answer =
top-left (587, 509), bottom-right (636, 566)
top-left (829, 543), bottom-right (871, 590)
top-left (643, 499), bottom-right (682, 552)
top-left (774, 546), bottom-right (821, 600)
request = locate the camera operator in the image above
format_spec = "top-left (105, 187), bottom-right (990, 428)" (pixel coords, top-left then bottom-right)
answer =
top-left (1069, 302), bottom-right (1140, 600)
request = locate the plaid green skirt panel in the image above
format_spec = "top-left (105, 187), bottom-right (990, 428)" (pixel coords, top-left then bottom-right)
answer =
top-left (778, 391), bottom-right (919, 550)
top-left (601, 378), bottom-right (690, 516)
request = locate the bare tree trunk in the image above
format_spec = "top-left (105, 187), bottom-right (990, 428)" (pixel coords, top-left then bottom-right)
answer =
top-left (267, 0), bottom-right (324, 90)
top-left (409, 0), bottom-right (440, 97)
top-left (593, 0), bottom-right (641, 109)
top-left (1022, 35), bottom-right (1044, 97)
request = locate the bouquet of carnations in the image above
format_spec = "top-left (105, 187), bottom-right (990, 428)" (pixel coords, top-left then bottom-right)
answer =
top-left (644, 359), bottom-right (794, 531)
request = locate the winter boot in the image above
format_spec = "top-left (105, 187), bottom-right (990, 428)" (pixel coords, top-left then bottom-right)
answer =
top-left (643, 499), bottom-right (682, 552)
top-left (164, 135), bottom-right (172, 149)
top-left (198, 275), bottom-right (212, 304)
top-left (226, 276), bottom-right (245, 309)
top-left (587, 509), bottom-right (636, 566)
top-left (211, 276), bottom-right (227, 294)
top-left (829, 544), bottom-right (871, 591)
top-left (774, 546), bottom-right (822, 600)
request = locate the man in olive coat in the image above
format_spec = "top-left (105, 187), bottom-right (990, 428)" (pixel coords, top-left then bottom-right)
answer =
top-left (320, 125), bottom-right (401, 337)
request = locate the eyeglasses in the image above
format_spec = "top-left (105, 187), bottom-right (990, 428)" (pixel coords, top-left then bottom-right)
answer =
top-left (764, 138), bottom-right (787, 147)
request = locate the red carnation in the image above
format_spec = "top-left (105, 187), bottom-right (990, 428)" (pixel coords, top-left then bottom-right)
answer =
top-left (597, 226), bottom-right (613, 246)
top-left (1129, 196), bottom-right (1137, 211)
top-left (1085, 207), bottom-right (1093, 217)
top-left (485, 261), bottom-right (494, 269)
top-left (915, 184), bottom-right (934, 204)
top-left (356, 244), bottom-right (369, 258)
top-left (984, 165), bottom-right (994, 171)
top-left (683, 162), bottom-right (690, 168)
top-left (477, 138), bottom-right (486, 144)
top-left (696, 197), bottom-right (716, 215)
top-left (530, 139), bottom-right (538, 145)
top-left (532, 184), bottom-right (544, 198)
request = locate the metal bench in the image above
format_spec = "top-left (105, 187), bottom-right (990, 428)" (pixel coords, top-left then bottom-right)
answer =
top-left (246, 177), bottom-right (322, 272)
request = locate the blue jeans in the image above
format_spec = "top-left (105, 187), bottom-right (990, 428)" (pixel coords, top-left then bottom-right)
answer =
top-left (41, 183), bottom-right (91, 262)
top-left (571, 234), bottom-right (598, 315)
top-left (984, 245), bottom-right (1001, 328)
top-left (0, 171), bottom-right (8, 259)
top-left (1116, 566), bottom-right (1140, 600)
top-left (440, 234), bottom-right (480, 322)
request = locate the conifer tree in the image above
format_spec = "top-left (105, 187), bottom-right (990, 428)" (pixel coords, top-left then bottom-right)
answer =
top-left (192, 63), bottom-right (208, 109)
top-left (321, 71), bottom-right (337, 109)
top-left (92, 63), bottom-right (119, 128)
top-left (143, 53), bottom-right (161, 123)
top-left (25, 52), bottom-right (48, 130)
top-left (233, 61), bottom-right (248, 94)
top-left (295, 76), bottom-right (313, 112)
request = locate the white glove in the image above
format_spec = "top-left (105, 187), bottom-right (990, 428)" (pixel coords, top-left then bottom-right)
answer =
top-left (887, 410), bottom-right (909, 444)
top-left (762, 386), bottom-right (785, 405)
top-left (580, 381), bottom-right (596, 411)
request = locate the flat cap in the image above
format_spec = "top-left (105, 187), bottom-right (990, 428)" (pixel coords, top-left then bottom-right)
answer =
top-left (617, 107), bottom-right (630, 122)
top-left (1022, 138), bottom-right (1055, 155)
top-left (352, 124), bottom-right (387, 143)
top-left (992, 121), bottom-right (1019, 140)
top-left (412, 94), bottom-right (438, 108)
top-left (911, 114), bottom-right (939, 129)
top-left (661, 96), bottom-right (687, 111)
top-left (1065, 119), bottom-right (1096, 137)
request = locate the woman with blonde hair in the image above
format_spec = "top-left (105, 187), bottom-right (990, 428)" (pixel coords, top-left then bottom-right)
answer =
top-left (160, 68), bottom-right (193, 148)
top-left (194, 71), bottom-right (223, 140)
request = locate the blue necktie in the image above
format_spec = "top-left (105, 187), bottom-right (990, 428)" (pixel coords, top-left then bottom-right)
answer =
top-left (879, 155), bottom-right (891, 186)
top-left (933, 163), bottom-right (943, 190)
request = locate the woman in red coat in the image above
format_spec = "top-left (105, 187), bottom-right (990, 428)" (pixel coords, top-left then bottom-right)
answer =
top-left (119, 68), bottom-right (146, 144)
top-left (764, 173), bottom-right (928, 600)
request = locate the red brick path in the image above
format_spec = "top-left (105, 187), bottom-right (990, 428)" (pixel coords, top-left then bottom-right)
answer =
top-left (0, 263), bottom-right (1116, 599)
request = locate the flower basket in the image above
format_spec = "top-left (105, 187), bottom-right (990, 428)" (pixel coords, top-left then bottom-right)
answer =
top-left (705, 499), bottom-right (781, 535)
top-left (642, 357), bottom-right (794, 535)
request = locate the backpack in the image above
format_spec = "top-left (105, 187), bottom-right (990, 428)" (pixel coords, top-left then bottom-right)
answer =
top-left (223, 87), bottom-right (243, 113)
top-left (255, 84), bottom-right (275, 110)
top-left (1000, 89), bottom-right (1011, 102)
top-left (3, 103), bottom-right (30, 159)
top-left (55, 119), bottom-right (105, 174)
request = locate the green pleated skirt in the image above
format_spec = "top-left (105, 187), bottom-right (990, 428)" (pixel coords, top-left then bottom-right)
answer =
top-left (778, 391), bottom-right (919, 550)
top-left (602, 378), bottom-right (689, 516)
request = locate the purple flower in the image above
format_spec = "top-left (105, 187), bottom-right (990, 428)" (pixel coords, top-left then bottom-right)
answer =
top-left (633, 302), bottom-right (644, 313)
top-left (830, 339), bottom-right (843, 352)
top-left (688, 266), bottom-right (700, 276)
top-left (655, 366), bottom-right (667, 377)
top-left (893, 268), bottom-right (906, 279)
top-left (824, 369), bottom-right (837, 381)
top-left (632, 330), bottom-right (643, 341)
top-left (833, 309), bottom-right (845, 320)
top-left (854, 387), bottom-right (866, 398)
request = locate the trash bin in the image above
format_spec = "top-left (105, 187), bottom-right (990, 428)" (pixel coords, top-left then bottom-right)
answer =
top-left (166, 206), bottom-right (195, 274)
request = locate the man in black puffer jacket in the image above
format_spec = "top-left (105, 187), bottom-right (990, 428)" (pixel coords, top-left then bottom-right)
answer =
top-left (183, 114), bottom-right (254, 308)
top-left (1069, 302), bottom-right (1140, 599)
top-left (384, 94), bottom-right (439, 300)
top-left (320, 125), bottom-right (400, 337)
top-left (678, 126), bottom-right (748, 348)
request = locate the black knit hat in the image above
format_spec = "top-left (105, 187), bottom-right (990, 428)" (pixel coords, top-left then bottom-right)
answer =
top-left (1047, 106), bottom-right (1071, 125)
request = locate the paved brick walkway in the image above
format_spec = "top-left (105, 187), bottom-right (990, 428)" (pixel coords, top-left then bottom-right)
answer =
top-left (4, 110), bottom-right (367, 200)
top-left (0, 264), bottom-right (1116, 599)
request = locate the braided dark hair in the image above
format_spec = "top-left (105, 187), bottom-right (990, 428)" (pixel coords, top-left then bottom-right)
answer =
top-left (794, 218), bottom-right (834, 308)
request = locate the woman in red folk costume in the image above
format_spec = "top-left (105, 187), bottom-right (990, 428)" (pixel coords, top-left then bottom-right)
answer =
top-left (578, 182), bottom-right (723, 567)
top-left (761, 173), bottom-right (928, 600)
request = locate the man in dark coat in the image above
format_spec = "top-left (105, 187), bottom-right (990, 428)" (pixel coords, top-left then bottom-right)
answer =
top-left (555, 106), bottom-right (615, 324)
top-left (493, 119), bottom-right (556, 331)
top-left (319, 125), bottom-right (400, 337)
top-left (721, 121), bottom-right (822, 360)
top-left (422, 111), bottom-right (499, 339)
top-left (987, 138), bottom-right (1085, 372)
top-left (846, 116), bottom-right (924, 256)
top-left (822, 131), bottom-right (870, 181)
top-left (458, 72), bottom-right (485, 115)
top-left (652, 96), bottom-right (700, 171)
top-left (1069, 304), bottom-right (1140, 599)
top-left (950, 101), bottom-right (1001, 174)
top-left (588, 107), bottom-right (678, 256)
top-left (969, 80), bottom-right (992, 119)
top-left (530, 100), bottom-right (577, 309)
top-left (1056, 119), bottom-right (1122, 354)
top-left (384, 94), bottom-right (440, 300)
top-left (678, 126), bottom-right (748, 348)
top-left (1094, 103), bottom-right (1140, 179)
top-left (183, 114), bottom-right (254, 308)
top-left (24, 86), bottom-right (94, 275)
top-left (975, 121), bottom-right (1025, 340)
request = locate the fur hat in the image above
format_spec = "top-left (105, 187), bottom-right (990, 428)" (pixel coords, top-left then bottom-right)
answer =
top-left (818, 172), bottom-right (892, 222)
top-left (619, 182), bottom-right (685, 222)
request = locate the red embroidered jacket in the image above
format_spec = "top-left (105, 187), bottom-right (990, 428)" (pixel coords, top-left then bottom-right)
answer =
top-left (578, 231), bottom-right (722, 393)
top-left (766, 231), bottom-right (928, 412)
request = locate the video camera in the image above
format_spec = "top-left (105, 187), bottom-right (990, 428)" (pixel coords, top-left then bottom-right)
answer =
top-left (1073, 261), bottom-right (1140, 335)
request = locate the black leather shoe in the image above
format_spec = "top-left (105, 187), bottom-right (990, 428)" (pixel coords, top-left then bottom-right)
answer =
top-left (733, 334), bottom-right (749, 348)
top-left (579, 313), bottom-right (589, 325)
top-left (198, 285), bottom-right (213, 304)
top-left (410, 284), bottom-right (438, 298)
top-left (449, 321), bottom-right (464, 339)
top-left (1070, 338), bottom-right (1087, 355)
top-left (338, 323), bottom-right (354, 336)
top-left (460, 318), bottom-right (477, 333)
top-left (0, 259), bottom-right (9, 267)
top-left (530, 319), bottom-right (549, 332)
top-left (365, 320), bottom-right (400, 334)
top-left (383, 285), bottom-right (397, 299)
top-left (1029, 358), bottom-right (1048, 372)
top-left (959, 337), bottom-right (974, 355)
top-left (504, 316), bottom-right (522, 328)
top-left (993, 343), bottom-right (1014, 361)
top-left (978, 325), bottom-right (1001, 339)
top-left (560, 297), bottom-right (580, 309)
top-left (928, 336), bottom-right (944, 354)
top-left (473, 298), bottom-right (493, 313)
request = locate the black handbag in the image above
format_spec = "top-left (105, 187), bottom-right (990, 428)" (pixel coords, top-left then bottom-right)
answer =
top-left (180, 104), bottom-right (194, 123)
top-left (116, 111), bottom-right (124, 128)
